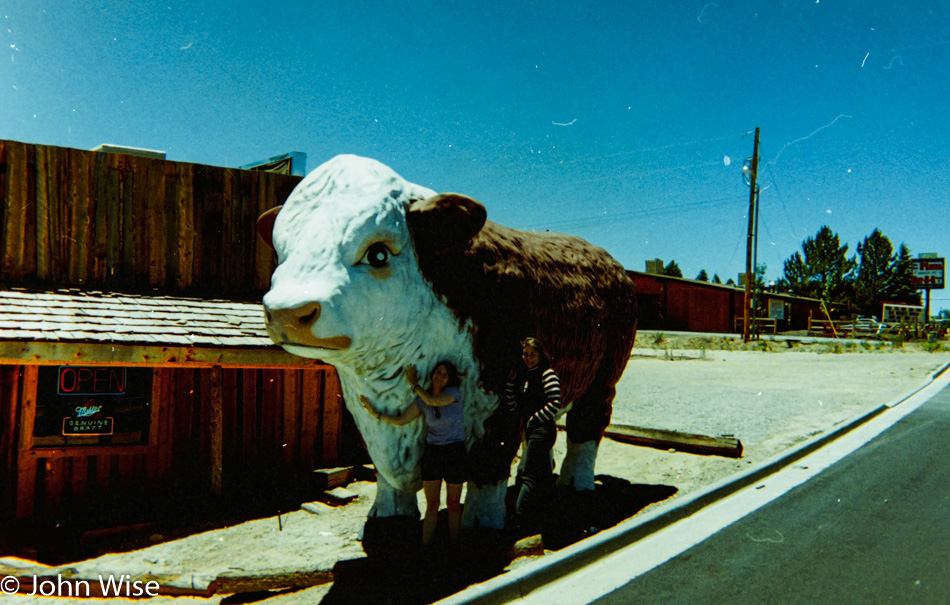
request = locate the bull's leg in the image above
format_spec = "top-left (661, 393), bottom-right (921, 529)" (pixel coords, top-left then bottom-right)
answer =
top-left (370, 474), bottom-right (420, 518)
top-left (461, 479), bottom-right (507, 529)
top-left (557, 439), bottom-right (599, 491)
top-left (556, 377), bottom-right (616, 492)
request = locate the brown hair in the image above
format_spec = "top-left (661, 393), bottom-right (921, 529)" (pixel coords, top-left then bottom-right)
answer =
top-left (431, 360), bottom-right (462, 389)
top-left (520, 337), bottom-right (552, 369)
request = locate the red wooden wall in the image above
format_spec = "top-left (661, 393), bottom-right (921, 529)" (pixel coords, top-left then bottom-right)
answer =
top-left (2, 364), bottom-right (344, 520)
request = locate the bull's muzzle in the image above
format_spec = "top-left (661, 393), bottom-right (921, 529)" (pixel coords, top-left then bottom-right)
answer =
top-left (263, 302), bottom-right (352, 350)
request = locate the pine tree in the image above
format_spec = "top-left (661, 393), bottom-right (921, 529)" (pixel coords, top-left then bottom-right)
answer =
top-left (779, 226), bottom-right (855, 302)
top-left (663, 260), bottom-right (683, 278)
top-left (853, 230), bottom-right (920, 314)
top-left (696, 269), bottom-right (709, 282)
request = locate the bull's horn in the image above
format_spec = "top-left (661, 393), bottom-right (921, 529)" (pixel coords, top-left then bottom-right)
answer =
top-left (256, 205), bottom-right (283, 250)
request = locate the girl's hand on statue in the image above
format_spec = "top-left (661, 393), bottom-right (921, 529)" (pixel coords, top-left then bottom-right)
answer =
top-left (359, 395), bottom-right (373, 412)
top-left (405, 365), bottom-right (420, 387)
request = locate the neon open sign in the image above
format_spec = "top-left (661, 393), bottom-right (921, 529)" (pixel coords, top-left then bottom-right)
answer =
top-left (57, 367), bottom-right (127, 396)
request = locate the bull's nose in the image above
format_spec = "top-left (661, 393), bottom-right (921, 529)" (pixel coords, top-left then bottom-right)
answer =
top-left (267, 302), bottom-right (322, 330)
top-left (263, 300), bottom-right (350, 350)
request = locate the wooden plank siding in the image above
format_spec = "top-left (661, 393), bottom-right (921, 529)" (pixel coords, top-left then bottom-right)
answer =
top-left (3, 365), bottom-right (346, 520)
top-left (0, 140), bottom-right (298, 298)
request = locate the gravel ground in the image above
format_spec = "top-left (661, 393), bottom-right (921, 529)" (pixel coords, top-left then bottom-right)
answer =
top-left (596, 336), bottom-right (949, 509)
top-left (5, 334), bottom-right (949, 603)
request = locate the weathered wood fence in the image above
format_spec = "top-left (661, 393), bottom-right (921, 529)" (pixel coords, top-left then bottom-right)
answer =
top-left (0, 139), bottom-right (299, 298)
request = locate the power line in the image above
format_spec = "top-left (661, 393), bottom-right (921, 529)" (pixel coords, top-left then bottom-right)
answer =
top-left (484, 129), bottom-right (752, 180)
top-left (523, 195), bottom-right (740, 230)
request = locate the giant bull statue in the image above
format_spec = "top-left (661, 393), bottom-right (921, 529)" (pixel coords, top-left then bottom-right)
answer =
top-left (258, 154), bottom-right (637, 529)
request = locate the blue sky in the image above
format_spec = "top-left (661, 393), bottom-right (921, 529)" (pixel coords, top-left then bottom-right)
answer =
top-left (3, 1), bottom-right (949, 311)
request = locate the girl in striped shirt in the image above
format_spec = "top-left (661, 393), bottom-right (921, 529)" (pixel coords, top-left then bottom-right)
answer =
top-left (505, 337), bottom-right (562, 534)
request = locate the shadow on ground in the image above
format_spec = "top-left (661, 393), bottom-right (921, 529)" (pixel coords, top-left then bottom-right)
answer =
top-left (0, 475), bottom-right (676, 604)
top-left (0, 471), bottom-right (332, 565)
top-left (306, 476), bottom-right (677, 605)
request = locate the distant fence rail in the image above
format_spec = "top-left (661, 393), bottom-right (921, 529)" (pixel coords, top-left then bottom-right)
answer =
top-left (733, 317), bottom-right (777, 335)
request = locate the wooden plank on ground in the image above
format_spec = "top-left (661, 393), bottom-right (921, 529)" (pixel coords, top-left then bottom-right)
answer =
top-left (210, 569), bottom-right (335, 596)
top-left (594, 423), bottom-right (743, 458)
top-left (311, 464), bottom-right (369, 491)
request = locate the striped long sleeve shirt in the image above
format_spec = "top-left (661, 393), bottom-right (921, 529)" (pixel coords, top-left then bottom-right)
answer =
top-left (505, 366), bottom-right (562, 424)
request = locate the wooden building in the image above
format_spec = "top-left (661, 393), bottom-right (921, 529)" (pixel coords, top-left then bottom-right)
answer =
top-left (0, 140), bottom-right (353, 524)
top-left (629, 271), bottom-right (827, 334)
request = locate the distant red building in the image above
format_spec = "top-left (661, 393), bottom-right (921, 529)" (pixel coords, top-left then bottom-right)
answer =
top-left (628, 271), bottom-right (828, 334)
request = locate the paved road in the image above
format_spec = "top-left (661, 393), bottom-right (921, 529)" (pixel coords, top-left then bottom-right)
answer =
top-left (592, 382), bottom-right (950, 604)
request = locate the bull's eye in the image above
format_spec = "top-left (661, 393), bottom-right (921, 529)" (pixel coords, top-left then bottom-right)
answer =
top-left (363, 242), bottom-right (391, 268)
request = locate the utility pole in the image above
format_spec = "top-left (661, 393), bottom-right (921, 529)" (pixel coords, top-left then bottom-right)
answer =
top-left (743, 127), bottom-right (760, 343)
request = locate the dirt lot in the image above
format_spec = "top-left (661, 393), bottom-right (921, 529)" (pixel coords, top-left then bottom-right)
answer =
top-left (4, 333), bottom-right (949, 603)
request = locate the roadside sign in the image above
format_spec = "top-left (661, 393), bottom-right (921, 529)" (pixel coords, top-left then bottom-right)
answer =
top-left (883, 302), bottom-right (924, 324)
top-left (910, 258), bottom-right (945, 289)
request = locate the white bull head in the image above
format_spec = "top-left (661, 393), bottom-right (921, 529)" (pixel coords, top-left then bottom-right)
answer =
top-left (258, 155), bottom-right (499, 519)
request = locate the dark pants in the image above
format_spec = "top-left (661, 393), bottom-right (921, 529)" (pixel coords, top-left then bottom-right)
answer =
top-left (514, 419), bottom-right (556, 523)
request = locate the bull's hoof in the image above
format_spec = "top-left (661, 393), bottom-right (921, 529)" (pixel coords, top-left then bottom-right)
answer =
top-left (359, 515), bottom-right (420, 558)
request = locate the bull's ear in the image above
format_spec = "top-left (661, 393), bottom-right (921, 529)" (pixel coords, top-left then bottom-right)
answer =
top-left (407, 194), bottom-right (486, 254)
top-left (256, 205), bottom-right (282, 250)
